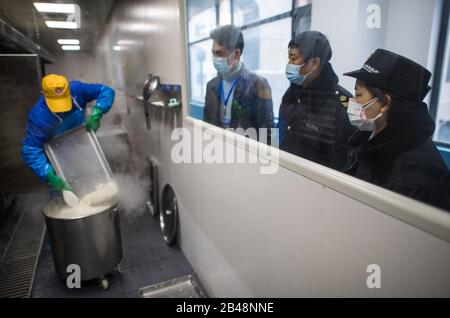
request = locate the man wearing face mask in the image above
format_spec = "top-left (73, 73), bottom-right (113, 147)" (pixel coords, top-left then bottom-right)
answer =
top-left (343, 49), bottom-right (450, 211)
top-left (278, 31), bottom-right (354, 170)
top-left (204, 25), bottom-right (274, 143)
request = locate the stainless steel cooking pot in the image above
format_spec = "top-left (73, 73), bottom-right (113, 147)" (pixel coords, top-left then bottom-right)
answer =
top-left (43, 204), bottom-right (122, 281)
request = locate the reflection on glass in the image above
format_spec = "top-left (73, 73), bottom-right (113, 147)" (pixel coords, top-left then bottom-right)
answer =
top-left (189, 39), bottom-right (215, 103)
top-left (188, 4), bottom-right (216, 42)
top-left (434, 21), bottom-right (450, 145)
top-left (219, 0), bottom-right (232, 26)
top-left (242, 18), bottom-right (292, 120)
top-left (292, 2), bottom-right (311, 36)
top-left (232, 0), bottom-right (292, 26)
top-left (294, 0), bottom-right (312, 8)
top-left (185, 0), bottom-right (450, 212)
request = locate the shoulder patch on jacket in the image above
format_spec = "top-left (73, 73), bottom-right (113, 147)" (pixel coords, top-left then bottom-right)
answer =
top-left (335, 85), bottom-right (352, 108)
top-left (339, 93), bottom-right (350, 108)
top-left (335, 90), bottom-right (350, 108)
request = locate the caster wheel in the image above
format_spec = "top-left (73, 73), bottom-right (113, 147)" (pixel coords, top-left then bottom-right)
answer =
top-left (147, 160), bottom-right (159, 217)
top-left (98, 276), bottom-right (109, 291)
top-left (160, 185), bottom-right (178, 245)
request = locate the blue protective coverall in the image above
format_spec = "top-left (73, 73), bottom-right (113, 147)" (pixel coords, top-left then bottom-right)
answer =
top-left (22, 81), bottom-right (115, 181)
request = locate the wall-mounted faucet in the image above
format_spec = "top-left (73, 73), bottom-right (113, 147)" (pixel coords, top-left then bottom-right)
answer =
top-left (142, 74), bottom-right (182, 130)
top-left (142, 74), bottom-right (160, 129)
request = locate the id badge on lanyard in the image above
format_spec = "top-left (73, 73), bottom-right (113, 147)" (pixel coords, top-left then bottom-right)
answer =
top-left (220, 79), bottom-right (238, 127)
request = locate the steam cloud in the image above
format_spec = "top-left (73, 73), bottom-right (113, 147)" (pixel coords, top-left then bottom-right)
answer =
top-left (98, 129), bottom-right (150, 223)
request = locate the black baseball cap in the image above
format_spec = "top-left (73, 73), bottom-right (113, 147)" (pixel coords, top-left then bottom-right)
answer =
top-left (344, 49), bottom-right (432, 102)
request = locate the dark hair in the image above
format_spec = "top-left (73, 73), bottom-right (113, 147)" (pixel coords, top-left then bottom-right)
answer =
top-left (366, 86), bottom-right (391, 105)
top-left (210, 25), bottom-right (244, 54)
top-left (288, 31), bottom-right (332, 65)
top-left (365, 83), bottom-right (402, 132)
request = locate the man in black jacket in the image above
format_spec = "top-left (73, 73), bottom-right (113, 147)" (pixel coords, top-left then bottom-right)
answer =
top-left (204, 25), bottom-right (274, 144)
top-left (278, 31), bottom-right (354, 170)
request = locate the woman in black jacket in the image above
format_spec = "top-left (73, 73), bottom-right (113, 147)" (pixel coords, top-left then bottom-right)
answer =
top-left (343, 49), bottom-right (450, 211)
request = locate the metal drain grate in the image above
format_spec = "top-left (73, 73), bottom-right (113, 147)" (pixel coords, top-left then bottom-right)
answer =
top-left (139, 275), bottom-right (207, 298)
top-left (0, 196), bottom-right (45, 298)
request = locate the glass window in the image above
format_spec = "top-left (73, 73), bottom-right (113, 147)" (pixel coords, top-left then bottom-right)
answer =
top-left (186, 0), bottom-right (302, 121)
top-left (241, 18), bottom-right (292, 120)
top-left (447, 54), bottom-right (450, 82)
top-left (188, 3), bottom-right (217, 42)
top-left (292, 2), bottom-right (311, 36)
top-left (185, 0), bottom-right (450, 212)
top-left (219, 0), bottom-right (232, 26)
top-left (188, 39), bottom-right (215, 103)
top-left (294, 0), bottom-right (312, 8)
top-left (232, 0), bottom-right (292, 26)
top-left (435, 20), bottom-right (450, 145)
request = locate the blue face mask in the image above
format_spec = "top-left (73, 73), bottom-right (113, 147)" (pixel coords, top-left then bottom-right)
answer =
top-left (213, 57), bottom-right (230, 74)
top-left (285, 63), bottom-right (308, 85)
top-left (213, 56), bottom-right (232, 74)
top-left (213, 50), bottom-right (238, 75)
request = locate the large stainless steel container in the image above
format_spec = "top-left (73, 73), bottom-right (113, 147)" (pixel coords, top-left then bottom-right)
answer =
top-left (43, 125), bottom-right (121, 283)
top-left (43, 204), bottom-right (122, 281)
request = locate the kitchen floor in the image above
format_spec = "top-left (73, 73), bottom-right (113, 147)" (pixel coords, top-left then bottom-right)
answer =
top-left (30, 197), bottom-right (194, 298)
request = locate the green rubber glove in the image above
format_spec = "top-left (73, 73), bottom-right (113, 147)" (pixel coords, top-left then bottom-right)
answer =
top-left (86, 106), bottom-right (103, 132)
top-left (45, 167), bottom-right (71, 193)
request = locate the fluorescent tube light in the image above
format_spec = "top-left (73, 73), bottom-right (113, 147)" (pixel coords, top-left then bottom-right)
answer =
top-left (57, 39), bottom-right (80, 45)
top-left (34, 3), bottom-right (75, 13)
top-left (45, 21), bottom-right (77, 29)
top-left (61, 45), bottom-right (80, 51)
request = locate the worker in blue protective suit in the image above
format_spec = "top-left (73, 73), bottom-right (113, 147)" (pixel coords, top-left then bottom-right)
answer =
top-left (22, 74), bottom-right (115, 193)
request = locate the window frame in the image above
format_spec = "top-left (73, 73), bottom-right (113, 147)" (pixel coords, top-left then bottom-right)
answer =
top-left (429, 0), bottom-right (450, 148)
top-left (186, 0), bottom-right (312, 112)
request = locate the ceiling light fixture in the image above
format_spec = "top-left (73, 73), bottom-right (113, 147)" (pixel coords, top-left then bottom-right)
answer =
top-left (45, 21), bottom-right (77, 29)
top-left (57, 39), bottom-right (80, 45)
top-left (34, 3), bottom-right (76, 14)
top-left (116, 40), bottom-right (135, 46)
top-left (61, 45), bottom-right (80, 51)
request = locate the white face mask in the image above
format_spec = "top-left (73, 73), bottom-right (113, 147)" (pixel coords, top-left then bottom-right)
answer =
top-left (347, 98), bottom-right (383, 131)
